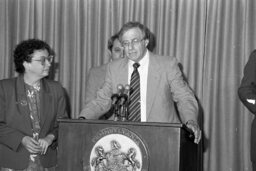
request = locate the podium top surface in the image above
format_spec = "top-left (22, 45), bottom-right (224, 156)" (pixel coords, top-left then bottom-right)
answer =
top-left (58, 118), bottom-right (184, 128)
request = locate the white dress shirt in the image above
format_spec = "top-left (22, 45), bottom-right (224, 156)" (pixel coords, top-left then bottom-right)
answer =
top-left (128, 50), bottom-right (149, 122)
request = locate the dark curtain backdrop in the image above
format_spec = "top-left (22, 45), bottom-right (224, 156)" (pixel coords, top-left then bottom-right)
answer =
top-left (1, 0), bottom-right (256, 170)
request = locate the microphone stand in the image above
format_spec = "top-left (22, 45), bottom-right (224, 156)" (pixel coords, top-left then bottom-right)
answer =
top-left (111, 94), bottom-right (120, 121)
top-left (112, 84), bottom-right (130, 121)
top-left (120, 104), bottom-right (127, 121)
top-left (113, 103), bottom-right (119, 121)
top-left (119, 94), bottom-right (128, 121)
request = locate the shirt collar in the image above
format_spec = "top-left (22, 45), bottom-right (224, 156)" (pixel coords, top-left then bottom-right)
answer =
top-left (128, 49), bottom-right (149, 68)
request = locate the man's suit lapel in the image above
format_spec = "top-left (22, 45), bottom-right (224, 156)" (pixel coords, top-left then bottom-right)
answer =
top-left (16, 76), bottom-right (33, 134)
top-left (146, 53), bottom-right (161, 119)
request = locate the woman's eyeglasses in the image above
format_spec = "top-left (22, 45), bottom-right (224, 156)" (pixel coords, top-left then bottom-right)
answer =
top-left (31, 55), bottom-right (53, 66)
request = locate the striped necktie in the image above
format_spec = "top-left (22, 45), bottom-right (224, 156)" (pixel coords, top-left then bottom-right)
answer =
top-left (128, 63), bottom-right (141, 121)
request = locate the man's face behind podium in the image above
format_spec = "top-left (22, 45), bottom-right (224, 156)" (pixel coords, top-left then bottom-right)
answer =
top-left (111, 39), bottom-right (124, 61)
top-left (121, 28), bottom-right (149, 62)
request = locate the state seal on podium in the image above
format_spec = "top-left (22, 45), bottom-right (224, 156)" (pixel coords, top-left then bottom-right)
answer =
top-left (89, 127), bottom-right (149, 171)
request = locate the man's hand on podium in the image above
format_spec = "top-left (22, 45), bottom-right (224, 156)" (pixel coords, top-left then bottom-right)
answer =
top-left (186, 120), bottom-right (201, 144)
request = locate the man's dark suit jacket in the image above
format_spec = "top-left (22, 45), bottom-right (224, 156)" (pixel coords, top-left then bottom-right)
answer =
top-left (238, 50), bottom-right (256, 162)
top-left (0, 75), bottom-right (67, 169)
top-left (80, 51), bottom-right (198, 123)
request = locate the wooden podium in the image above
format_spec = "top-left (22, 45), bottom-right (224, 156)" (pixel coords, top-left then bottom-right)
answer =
top-left (57, 119), bottom-right (199, 171)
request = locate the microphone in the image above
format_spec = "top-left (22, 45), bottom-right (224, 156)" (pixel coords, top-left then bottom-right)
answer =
top-left (111, 84), bottom-right (124, 121)
top-left (111, 94), bottom-right (119, 105)
top-left (117, 84), bottom-right (124, 94)
top-left (111, 84), bottom-right (123, 105)
top-left (124, 84), bottom-right (130, 96)
top-left (119, 85), bottom-right (130, 106)
top-left (119, 84), bottom-right (130, 121)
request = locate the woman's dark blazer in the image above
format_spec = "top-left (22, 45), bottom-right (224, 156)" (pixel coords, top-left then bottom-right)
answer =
top-left (0, 75), bottom-right (68, 169)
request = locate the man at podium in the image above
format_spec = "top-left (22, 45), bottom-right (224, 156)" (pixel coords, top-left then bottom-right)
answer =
top-left (79, 21), bottom-right (201, 144)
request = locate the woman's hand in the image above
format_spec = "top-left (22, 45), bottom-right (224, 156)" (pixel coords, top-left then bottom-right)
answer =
top-left (21, 136), bottom-right (42, 154)
top-left (38, 134), bottom-right (55, 155)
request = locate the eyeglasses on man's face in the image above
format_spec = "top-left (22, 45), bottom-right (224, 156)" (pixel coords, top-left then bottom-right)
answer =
top-left (121, 38), bottom-right (144, 48)
top-left (31, 55), bottom-right (54, 66)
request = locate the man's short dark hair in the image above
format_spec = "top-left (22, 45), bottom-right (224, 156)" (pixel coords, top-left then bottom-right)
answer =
top-left (118, 21), bottom-right (156, 52)
top-left (118, 21), bottom-right (151, 41)
top-left (13, 39), bottom-right (52, 74)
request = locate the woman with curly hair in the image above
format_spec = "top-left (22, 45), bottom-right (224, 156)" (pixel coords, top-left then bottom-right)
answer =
top-left (0, 39), bottom-right (68, 171)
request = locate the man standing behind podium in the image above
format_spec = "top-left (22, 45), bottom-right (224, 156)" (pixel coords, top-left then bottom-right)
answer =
top-left (79, 21), bottom-right (201, 144)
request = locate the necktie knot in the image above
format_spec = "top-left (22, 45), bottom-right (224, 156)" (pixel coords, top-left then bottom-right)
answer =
top-left (133, 63), bottom-right (140, 70)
